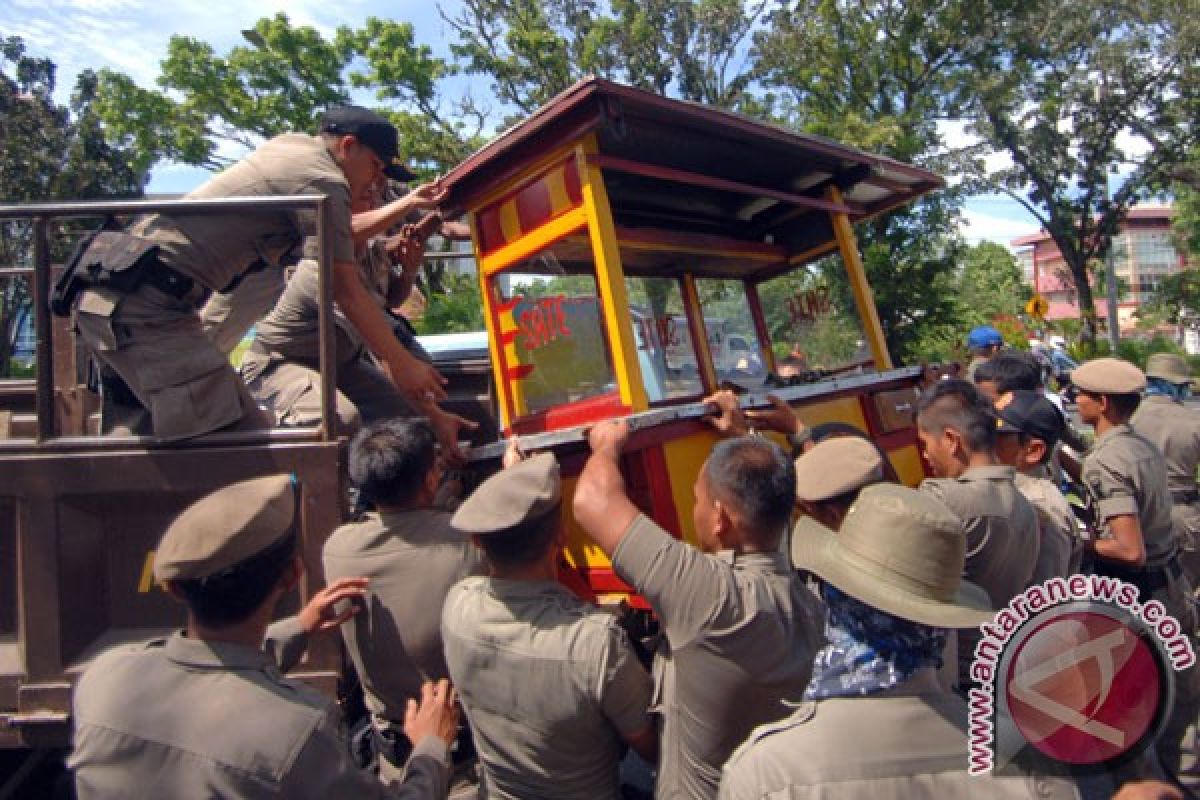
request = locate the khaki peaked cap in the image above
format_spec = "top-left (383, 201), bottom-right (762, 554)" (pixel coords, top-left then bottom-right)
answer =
top-left (792, 483), bottom-right (994, 628)
top-left (453, 453), bottom-right (561, 534)
top-left (154, 474), bottom-right (296, 582)
top-left (794, 437), bottom-right (884, 503)
top-left (1072, 357), bottom-right (1146, 395)
top-left (1146, 353), bottom-right (1192, 385)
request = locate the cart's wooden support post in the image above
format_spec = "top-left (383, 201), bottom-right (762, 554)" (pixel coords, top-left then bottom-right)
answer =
top-left (827, 186), bottom-right (892, 370)
top-left (578, 138), bottom-right (649, 412)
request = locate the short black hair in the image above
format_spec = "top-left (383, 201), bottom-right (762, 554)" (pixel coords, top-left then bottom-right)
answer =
top-left (348, 418), bottom-right (437, 506)
top-left (979, 351), bottom-right (1043, 392)
top-left (173, 532), bottom-right (298, 627)
top-left (705, 437), bottom-right (796, 545)
top-left (1109, 392), bottom-right (1142, 419)
top-left (917, 379), bottom-right (998, 453)
top-left (477, 506), bottom-right (561, 567)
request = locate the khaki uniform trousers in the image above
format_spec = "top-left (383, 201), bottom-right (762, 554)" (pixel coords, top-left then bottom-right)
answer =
top-left (243, 351), bottom-right (410, 433)
top-left (75, 284), bottom-right (270, 440)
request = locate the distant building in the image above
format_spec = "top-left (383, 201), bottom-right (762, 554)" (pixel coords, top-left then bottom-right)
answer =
top-left (1011, 205), bottom-right (1190, 331)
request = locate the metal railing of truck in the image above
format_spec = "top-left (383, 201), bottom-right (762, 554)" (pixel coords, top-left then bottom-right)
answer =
top-left (0, 196), bottom-right (342, 448)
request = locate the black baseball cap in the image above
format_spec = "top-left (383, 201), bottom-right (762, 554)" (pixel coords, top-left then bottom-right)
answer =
top-left (319, 105), bottom-right (416, 182)
top-left (995, 390), bottom-right (1064, 448)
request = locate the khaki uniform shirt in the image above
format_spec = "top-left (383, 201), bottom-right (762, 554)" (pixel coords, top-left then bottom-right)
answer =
top-left (1082, 424), bottom-right (1177, 566)
top-left (323, 509), bottom-right (482, 722)
top-left (1133, 396), bottom-right (1200, 548)
top-left (244, 259), bottom-right (362, 380)
top-left (611, 515), bottom-right (825, 800)
top-left (920, 465), bottom-right (1039, 684)
top-left (718, 669), bottom-right (1080, 800)
top-left (68, 632), bottom-right (449, 799)
top-left (442, 576), bottom-right (653, 800)
top-left (1016, 472), bottom-right (1082, 579)
top-left (133, 134), bottom-right (356, 292)
top-left (1133, 396), bottom-right (1200, 495)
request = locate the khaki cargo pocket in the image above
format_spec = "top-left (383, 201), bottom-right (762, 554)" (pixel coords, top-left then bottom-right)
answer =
top-left (271, 369), bottom-right (322, 428)
top-left (146, 364), bottom-right (245, 440)
top-left (74, 289), bottom-right (122, 351)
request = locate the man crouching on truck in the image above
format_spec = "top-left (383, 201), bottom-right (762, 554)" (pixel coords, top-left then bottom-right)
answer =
top-left (68, 475), bottom-right (458, 799)
top-left (574, 419), bottom-right (824, 799)
top-left (61, 105), bottom-right (448, 440)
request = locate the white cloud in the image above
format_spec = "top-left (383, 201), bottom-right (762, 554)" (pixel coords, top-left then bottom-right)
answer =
top-left (959, 206), bottom-right (1042, 249)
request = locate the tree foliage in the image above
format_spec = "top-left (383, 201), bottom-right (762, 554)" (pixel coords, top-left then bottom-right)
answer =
top-left (955, 0), bottom-right (1199, 342)
top-left (92, 13), bottom-right (486, 179)
top-left (0, 35), bottom-right (142, 376)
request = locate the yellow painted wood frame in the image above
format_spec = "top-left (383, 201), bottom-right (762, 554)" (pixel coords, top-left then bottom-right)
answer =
top-left (827, 185), bottom-right (893, 370)
top-left (578, 136), bottom-right (649, 412)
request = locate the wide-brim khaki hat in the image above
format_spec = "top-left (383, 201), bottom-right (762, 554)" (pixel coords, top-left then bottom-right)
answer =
top-left (1146, 353), bottom-right (1192, 385)
top-left (792, 483), bottom-right (994, 628)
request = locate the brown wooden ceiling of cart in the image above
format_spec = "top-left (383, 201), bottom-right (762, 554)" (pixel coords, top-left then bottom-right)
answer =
top-left (441, 78), bottom-right (944, 279)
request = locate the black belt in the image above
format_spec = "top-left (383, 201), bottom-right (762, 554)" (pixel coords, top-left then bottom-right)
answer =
top-left (1171, 489), bottom-right (1200, 504)
top-left (1094, 556), bottom-right (1185, 596)
top-left (141, 255), bottom-right (207, 305)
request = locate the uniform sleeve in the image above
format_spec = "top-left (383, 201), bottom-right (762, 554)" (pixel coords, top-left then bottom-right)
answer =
top-left (610, 514), bottom-right (732, 647)
top-left (718, 748), bottom-right (765, 800)
top-left (296, 180), bottom-right (356, 265)
top-left (279, 708), bottom-right (450, 799)
top-left (263, 616), bottom-right (309, 674)
top-left (595, 624), bottom-right (653, 736)
top-left (1084, 455), bottom-right (1139, 521)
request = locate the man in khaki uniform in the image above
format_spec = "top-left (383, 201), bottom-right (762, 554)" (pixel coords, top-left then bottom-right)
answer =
top-left (69, 105), bottom-right (446, 440)
top-left (324, 418), bottom-right (483, 778)
top-left (719, 484), bottom-right (1080, 800)
top-left (1073, 357), bottom-right (1199, 790)
top-left (994, 389), bottom-right (1081, 579)
top-left (68, 474), bottom-right (458, 798)
top-left (575, 421), bottom-right (825, 799)
top-left (1132, 353), bottom-right (1200, 584)
top-left (442, 451), bottom-right (657, 799)
top-left (791, 435), bottom-right (885, 540)
top-left (915, 379), bottom-right (1040, 687)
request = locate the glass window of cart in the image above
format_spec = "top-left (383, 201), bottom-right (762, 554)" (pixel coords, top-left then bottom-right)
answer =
top-left (488, 239), bottom-right (619, 419)
top-left (694, 278), bottom-right (771, 390)
top-left (756, 254), bottom-right (872, 379)
top-left (624, 276), bottom-right (705, 404)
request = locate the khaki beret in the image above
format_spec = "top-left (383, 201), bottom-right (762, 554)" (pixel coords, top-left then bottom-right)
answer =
top-left (154, 475), bottom-right (296, 582)
top-left (453, 453), bottom-right (561, 534)
top-left (794, 436), bottom-right (884, 503)
top-left (1146, 353), bottom-right (1192, 385)
top-left (1071, 357), bottom-right (1146, 395)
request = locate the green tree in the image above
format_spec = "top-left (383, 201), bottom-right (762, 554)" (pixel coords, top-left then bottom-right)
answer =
top-left (443, 0), bottom-right (769, 118)
top-left (1173, 149), bottom-right (1200, 262)
top-left (955, 0), bottom-right (1199, 343)
top-left (0, 35), bottom-right (141, 376)
top-left (958, 241), bottom-right (1029, 324)
top-left (93, 13), bottom-right (484, 179)
top-left (753, 0), bottom-right (976, 364)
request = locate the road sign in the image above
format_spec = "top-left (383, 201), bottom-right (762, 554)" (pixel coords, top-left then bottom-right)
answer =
top-left (1026, 294), bottom-right (1049, 319)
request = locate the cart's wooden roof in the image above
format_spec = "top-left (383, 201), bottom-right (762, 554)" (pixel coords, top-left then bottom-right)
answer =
top-left (442, 78), bottom-right (943, 278)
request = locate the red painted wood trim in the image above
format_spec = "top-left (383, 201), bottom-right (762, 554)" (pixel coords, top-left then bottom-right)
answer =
top-left (745, 282), bottom-right (775, 374)
top-left (591, 154), bottom-right (862, 216)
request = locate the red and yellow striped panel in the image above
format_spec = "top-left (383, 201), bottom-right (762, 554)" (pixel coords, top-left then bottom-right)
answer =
top-left (492, 295), bottom-right (533, 385)
top-left (476, 157), bottom-right (583, 257)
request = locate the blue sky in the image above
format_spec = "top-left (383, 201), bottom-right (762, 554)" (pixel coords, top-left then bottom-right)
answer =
top-left (1, 0), bottom-right (1044, 247)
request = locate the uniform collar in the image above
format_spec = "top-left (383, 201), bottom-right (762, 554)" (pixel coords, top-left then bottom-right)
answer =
top-left (958, 464), bottom-right (1015, 482)
top-left (1096, 423), bottom-right (1132, 444)
top-left (165, 631), bottom-right (278, 673)
top-left (377, 508), bottom-right (449, 539)
top-left (715, 548), bottom-right (790, 572)
top-left (484, 576), bottom-right (572, 600)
